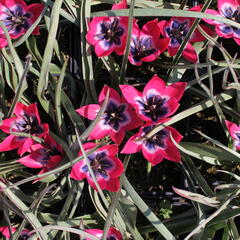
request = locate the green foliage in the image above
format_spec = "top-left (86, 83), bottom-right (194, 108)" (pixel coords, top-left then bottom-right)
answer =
top-left (0, 0), bottom-right (240, 239)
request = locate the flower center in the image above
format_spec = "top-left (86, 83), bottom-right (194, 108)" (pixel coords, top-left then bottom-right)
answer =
top-left (136, 94), bottom-right (168, 122)
top-left (12, 113), bottom-right (43, 135)
top-left (107, 236), bottom-right (117, 240)
top-left (19, 231), bottom-right (31, 240)
top-left (166, 20), bottom-right (188, 45)
top-left (82, 152), bottom-right (114, 179)
top-left (142, 125), bottom-right (168, 151)
top-left (96, 18), bottom-right (124, 47)
top-left (223, 6), bottom-right (240, 23)
top-left (235, 132), bottom-right (240, 140)
top-left (130, 36), bottom-right (156, 61)
top-left (3, 5), bottom-right (31, 34)
top-left (103, 101), bottom-right (128, 131)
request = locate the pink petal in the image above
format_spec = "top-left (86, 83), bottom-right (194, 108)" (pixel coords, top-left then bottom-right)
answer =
top-left (88, 121), bottom-right (111, 141)
top-left (94, 41), bottom-right (115, 57)
top-left (168, 45), bottom-right (179, 56)
top-left (225, 120), bottom-right (240, 139)
top-left (110, 130), bottom-right (125, 144)
top-left (141, 19), bottom-right (160, 43)
top-left (158, 20), bottom-right (169, 37)
top-left (108, 227), bottom-right (122, 240)
top-left (76, 104), bottom-right (100, 120)
top-left (162, 98), bottom-right (179, 118)
top-left (121, 133), bottom-right (142, 154)
top-left (17, 138), bottom-right (34, 156)
top-left (142, 145), bottom-right (164, 166)
top-left (112, 0), bottom-right (127, 9)
top-left (163, 142), bottom-right (181, 162)
top-left (141, 52), bottom-right (159, 62)
top-left (105, 177), bottom-right (120, 192)
top-left (17, 154), bottom-right (44, 168)
top-left (0, 117), bottom-right (16, 134)
top-left (234, 37), bottom-right (240, 46)
top-left (132, 21), bottom-right (140, 37)
top-left (204, 9), bottom-right (222, 25)
top-left (70, 161), bottom-right (85, 181)
top-left (143, 75), bottom-right (166, 97)
top-left (128, 55), bottom-right (143, 66)
top-left (86, 17), bottom-right (108, 46)
top-left (0, 226), bottom-right (16, 239)
top-left (4, 0), bottom-right (26, 9)
top-left (158, 38), bottom-right (170, 54)
top-left (85, 229), bottom-right (103, 239)
top-left (26, 4), bottom-right (44, 23)
top-left (218, 0), bottom-right (238, 12)
top-left (99, 85), bottom-right (121, 104)
top-left (107, 156), bottom-right (124, 177)
top-left (0, 37), bottom-right (8, 48)
top-left (168, 126), bottom-right (183, 143)
top-left (164, 82), bottom-right (187, 101)
top-left (215, 24), bottom-right (233, 38)
top-left (182, 43), bottom-right (198, 63)
top-left (124, 106), bottom-right (143, 130)
top-left (47, 155), bottom-right (62, 169)
top-left (97, 144), bottom-right (119, 156)
top-left (0, 135), bottom-right (23, 152)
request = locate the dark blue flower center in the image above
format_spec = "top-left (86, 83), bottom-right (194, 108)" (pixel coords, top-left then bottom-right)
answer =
top-left (12, 113), bottom-right (44, 135)
top-left (37, 147), bottom-right (61, 166)
top-left (166, 20), bottom-right (188, 45)
top-left (3, 5), bottom-right (31, 34)
top-left (82, 152), bottom-right (114, 179)
top-left (222, 6), bottom-right (240, 31)
top-left (235, 132), bottom-right (240, 140)
top-left (95, 18), bottom-right (124, 47)
top-left (103, 101), bottom-right (128, 131)
top-left (19, 231), bottom-right (31, 240)
top-left (136, 94), bottom-right (168, 122)
top-left (130, 36), bottom-right (156, 62)
top-left (107, 235), bottom-right (117, 240)
top-left (142, 125), bottom-right (168, 151)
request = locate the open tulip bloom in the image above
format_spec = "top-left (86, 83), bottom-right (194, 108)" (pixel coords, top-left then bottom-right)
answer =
top-left (203, 0), bottom-right (240, 45)
top-left (225, 120), bottom-right (240, 150)
top-left (77, 85), bottom-right (142, 144)
top-left (0, 0), bottom-right (44, 48)
top-left (0, 102), bottom-right (48, 156)
top-left (86, 0), bottom-right (128, 57)
top-left (121, 123), bottom-right (183, 166)
top-left (158, 10), bottom-right (213, 62)
top-left (0, 226), bottom-right (32, 240)
top-left (120, 75), bottom-right (186, 124)
top-left (129, 19), bottom-right (168, 66)
top-left (17, 134), bottom-right (63, 174)
top-left (70, 143), bottom-right (124, 192)
top-left (85, 227), bottom-right (122, 240)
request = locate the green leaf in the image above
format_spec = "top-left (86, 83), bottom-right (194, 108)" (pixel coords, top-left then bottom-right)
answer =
top-left (180, 142), bottom-right (240, 165)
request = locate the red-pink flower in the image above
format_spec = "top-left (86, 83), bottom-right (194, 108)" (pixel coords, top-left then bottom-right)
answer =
top-left (0, 102), bottom-right (48, 155)
top-left (0, 226), bottom-right (32, 240)
top-left (225, 120), bottom-right (240, 150)
top-left (203, 0), bottom-right (240, 45)
top-left (77, 85), bottom-right (142, 144)
top-left (129, 19), bottom-right (168, 66)
top-left (84, 227), bottom-right (122, 240)
top-left (70, 143), bottom-right (124, 192)
top-left (0, 0), bottom-right (44, 48)
top-left (120, 75), bottom-right (186, 124)
top-left (17, 134), bottom-right (63, 174)
top-left (121, 123), bottom-right (183, 166)
top-left (86, 0), bottom-right (128, 57)
top-left (158, 7), bottom-right (213, 62)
